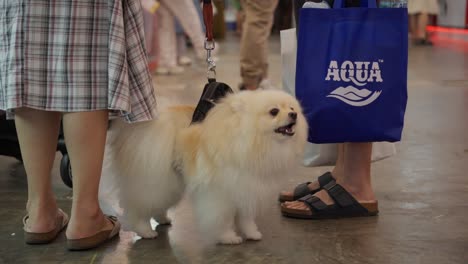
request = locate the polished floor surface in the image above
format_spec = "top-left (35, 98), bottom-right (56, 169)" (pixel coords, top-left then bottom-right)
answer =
top-left (1, 33), bottom-right (467, 264)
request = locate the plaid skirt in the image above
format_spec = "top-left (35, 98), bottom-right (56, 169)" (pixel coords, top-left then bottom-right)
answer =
top-left (0, 0), bottom-right (156, 122)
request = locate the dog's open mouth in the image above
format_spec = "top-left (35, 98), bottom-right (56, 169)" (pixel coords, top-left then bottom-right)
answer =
top-left (275, 122), bottom-right (296, 136)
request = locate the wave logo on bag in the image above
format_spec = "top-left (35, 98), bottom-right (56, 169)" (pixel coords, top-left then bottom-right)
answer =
top-left (325, 60), bottom-right (383, 107)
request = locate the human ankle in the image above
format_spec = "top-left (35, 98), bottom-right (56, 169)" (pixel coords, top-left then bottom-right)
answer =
top-left (336, 180), bottom-right (376, 201)
top-left (331, 167), bottom-right (344, 181)
top-left (27, 197), bottom-right (57, 213)
top-left (71, 202), bottom-right (102, 220)
top-left (24, 200), bottom-right (59, 232)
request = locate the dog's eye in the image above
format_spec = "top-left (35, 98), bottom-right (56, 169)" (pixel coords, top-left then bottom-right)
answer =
top-left (269, 108), bottom-right (279, 116)
top-left (290, 107), bottom-right (295, 111)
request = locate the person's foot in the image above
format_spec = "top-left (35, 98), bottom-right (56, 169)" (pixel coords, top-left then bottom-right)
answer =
top-left (155, 66), bottom-right (185, 75)
top-left (178, 56), bottom-right (192, 66)
top-left (66, 215), bottom-right (120, 251)
top-left (414, 38), bottom-right (433, 46)
top-left (423, 38), bottom-right (433, 46)
top-left (24, 199), bottom-right (60, 233)
top-left (23, 208), bottom-right (69, 245)
top-left (282, 180), bottom-right (376, 213)
top-left (278, 171), bottom-right (339, 203)
top-left (279, 181), bottom-right (321, 201)
top-left (278, 172), bottom-right (336, 203)
top-left (65, 206), bottom-right (114, 240)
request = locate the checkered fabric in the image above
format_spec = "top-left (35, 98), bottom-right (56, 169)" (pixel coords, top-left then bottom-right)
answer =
top-left (0, 0), bottom-right (156, 122)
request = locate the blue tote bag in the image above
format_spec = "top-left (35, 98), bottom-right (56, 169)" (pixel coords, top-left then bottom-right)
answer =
top-left (295, 0), bottom-right (408, 143)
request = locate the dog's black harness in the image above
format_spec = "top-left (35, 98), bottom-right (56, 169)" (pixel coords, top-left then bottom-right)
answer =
top-left (191, 81), bottom-right (233, 124)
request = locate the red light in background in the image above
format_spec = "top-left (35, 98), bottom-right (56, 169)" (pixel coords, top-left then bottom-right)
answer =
top-left (426, 26), bottom-right (468, 35)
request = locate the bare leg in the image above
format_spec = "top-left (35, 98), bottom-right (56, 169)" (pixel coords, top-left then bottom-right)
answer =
top-left (336, 143), bottom-right (375, 201)
top-left (62, 111), bottom-right (114, 239)
top-left (307, 143), bottom-right (345, 190)
top-left (332, 143), bottom-right (345, 180)
top-left (409, 14), bottom-right (417, 39)
top-left (416, 13), bottom-right (429, 40)
top-left (15, 109), bottom-right (61, 233)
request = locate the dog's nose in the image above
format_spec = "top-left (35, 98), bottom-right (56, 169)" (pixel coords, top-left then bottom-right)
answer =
top-left (289, 112), bottom-right (297, 120)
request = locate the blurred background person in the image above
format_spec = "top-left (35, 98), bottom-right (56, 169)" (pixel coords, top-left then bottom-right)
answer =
top-left (142, 4), bottom-right (160, 72)
top-left (408, 0), bottom-right (440, 45)
top-left (156, 0), bottom-right (207, 75)
top-left (238, 0), bottom-right (279, 90)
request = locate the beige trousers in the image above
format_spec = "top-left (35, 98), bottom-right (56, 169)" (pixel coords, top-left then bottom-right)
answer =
top-left (240, 0), bottom-right (279, 86)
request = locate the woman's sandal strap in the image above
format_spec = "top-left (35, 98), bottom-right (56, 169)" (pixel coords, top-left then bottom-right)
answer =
top-left (292, 172), bottom-right (335, 200)
top-left (292, 182), bottom-right (312, 200)
top-left (322, 181), bottom-right (368, 213)
top-left (318, 172), bottom-right (334, 188)
top-left (298, 194), bottom-right (328, 211)
top-left (282, 179), bottom-right (379, 219)
top-left (299, 180), bottom-right (369, 214)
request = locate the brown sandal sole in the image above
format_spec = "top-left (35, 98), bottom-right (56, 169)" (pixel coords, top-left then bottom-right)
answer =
top-left (67, 215), bottom-right (120, 251)
top-left (281, 202), bottom-right (379, 219)
top-left (24, 209), bottom-right (69, 245)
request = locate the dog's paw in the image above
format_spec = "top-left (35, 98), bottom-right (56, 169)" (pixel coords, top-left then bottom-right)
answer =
top-left (137, 229), bottom-right (159, 239)
top-left (245, 230), bottom-right (262, 241)
top-left (219, 233), bottom-right (243, 245)
top-left (156, 217), bottom-right (172, 225)
top-left (133, 223), bottom-right (159, 239)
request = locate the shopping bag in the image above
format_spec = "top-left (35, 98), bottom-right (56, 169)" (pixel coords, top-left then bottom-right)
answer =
top-left (280, 27), bottom-right (396, 167)
top-left (295, 0), bottom-right (408, 143)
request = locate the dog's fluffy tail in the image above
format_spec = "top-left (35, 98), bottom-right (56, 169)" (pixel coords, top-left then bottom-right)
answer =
top-left (98, 103), bottom-right (195, 226)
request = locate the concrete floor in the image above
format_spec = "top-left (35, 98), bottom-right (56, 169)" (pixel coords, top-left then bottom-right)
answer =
top-left (1, 33), bottom-right (468, 264)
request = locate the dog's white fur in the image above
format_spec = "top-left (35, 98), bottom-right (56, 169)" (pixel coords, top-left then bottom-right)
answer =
top-left (106, 90), bottom-right (308, 244)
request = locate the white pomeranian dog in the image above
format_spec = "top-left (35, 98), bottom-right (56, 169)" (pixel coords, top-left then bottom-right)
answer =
top-left (104, 90), bottom-right (308, 244)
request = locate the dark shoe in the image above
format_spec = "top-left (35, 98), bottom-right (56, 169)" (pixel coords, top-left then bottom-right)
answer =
top-left (281, 180), bottom-right (378, 219)
top-left (414, 38), bottom-right (433, 46)
top-left (423, 39), bottom-right (434, 46)
top-left (278, 172), bottom-right (335, 203)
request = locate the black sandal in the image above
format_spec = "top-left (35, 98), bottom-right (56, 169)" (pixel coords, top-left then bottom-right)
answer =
top-left (278, 172), bottom-right (334, 203)
top-left (281, 180), bottom-right (378, 219)
top-left (414, 38), bottom-right (433, 46)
